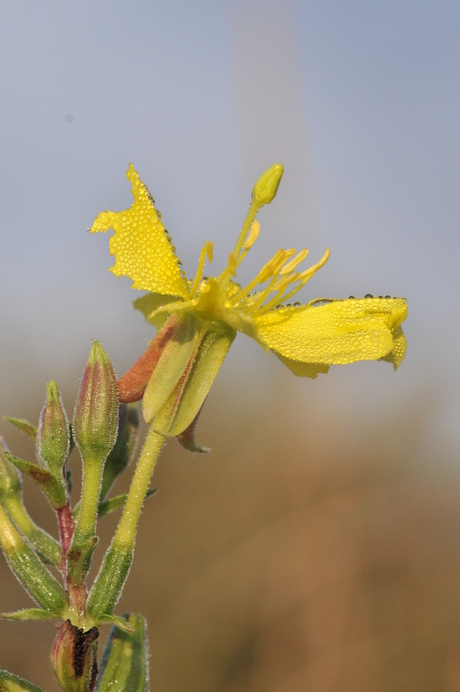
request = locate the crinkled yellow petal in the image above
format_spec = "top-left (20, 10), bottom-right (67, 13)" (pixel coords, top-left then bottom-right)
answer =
top-left (90, 165), bottom-right (190, 299)
top-left (274, 354), bottom-right (330, 378)
top-left (253, 297), bottom-right (407, 365)
top-left (378, 324), bottom-right (407, 370)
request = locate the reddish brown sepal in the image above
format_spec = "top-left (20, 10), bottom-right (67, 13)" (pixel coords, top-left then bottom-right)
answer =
top-left (118, 314), bottom-right (179, 403)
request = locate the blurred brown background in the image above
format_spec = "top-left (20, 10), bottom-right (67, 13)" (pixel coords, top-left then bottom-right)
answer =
top-left (1, 370), bottom-right (460, 692)
top-left (1, 0), bottom-right (460, 689)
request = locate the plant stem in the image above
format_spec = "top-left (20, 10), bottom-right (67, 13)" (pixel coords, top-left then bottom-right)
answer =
top-left (87, 427), bottom-right (164, 618)
top-left (113, 427), bottom-right (164, 549)
top-left (73, 457), bottom-right (103, 545)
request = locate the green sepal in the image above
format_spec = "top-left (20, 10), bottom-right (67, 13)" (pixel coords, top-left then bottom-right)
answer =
top-left (87, 545), bottom-right (134, 619)
top-left (95, 613), bottom-right (134, 633)
top-left (142, 310), bottom-right (202, 423)
top-left (100, 403), bottom-right (140, 501)
top-left (96, 613), bottom-right (149, 692)
top-left (2, 418), bottom-right (38, 443)
top-left (98, 489), bottom-right (156, 519)
top-left (4, 453), bottom-right (67, 509)
top-left (0, 505), bottom-right (68, 614)
top-left (66, 536), bottom-right (99, 585)
top-left (155, 318), bottom-right (235, 438)
top-left (1, 608), bottom-right (60, 621)
top-left (176, 405), bottom-right (209, 453)
top-left (0, 670), bottom-right (46, 692)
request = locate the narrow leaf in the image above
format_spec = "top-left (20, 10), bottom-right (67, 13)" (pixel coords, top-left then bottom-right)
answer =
top-left (2, 418), bottom-right (38, 443)
top-left (0, 670), bottom-right (46, 692)
top-left (1, 608), bottom-right (59, 622)
top-left (95, 614), bottom-right (134, 633)
top-left (98, 489), bottom-right (156, 519)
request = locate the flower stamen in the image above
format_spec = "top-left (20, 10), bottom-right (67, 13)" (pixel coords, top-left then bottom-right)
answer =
top-left (230, 249), bottom-right (295, 307)
top-left (256, 248), bottom-right (330, 315)
top-left (188, 241), bottom-right (213, 299)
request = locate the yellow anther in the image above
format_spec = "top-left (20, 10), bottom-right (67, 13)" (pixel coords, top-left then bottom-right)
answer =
top-left (243, 220), bottom-right (260, 250)
top-left (279, 248), bottom-right (309, 275)
top-left (227, 251), bottom-right (238, 277)
top-left (298, 247), bottom-right (330, 282)
top-left (258, 249), bottom-right (295, 283)
top-left (205, 241), bottom-right (214, 263)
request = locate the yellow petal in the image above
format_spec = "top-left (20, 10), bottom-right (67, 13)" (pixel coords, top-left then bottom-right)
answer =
top-left (133, 292), bottom-right (183, 331)
top-left (90, 165), bottom-right (189, 299)
top-left (378, 324), bottom-right (407, 370)
top-left (253, 297), bottom-right (407, 365)
top-left (274, 353), bottom-right (330, 378)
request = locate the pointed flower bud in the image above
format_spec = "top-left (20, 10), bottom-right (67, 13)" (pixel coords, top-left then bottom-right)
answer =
top-left (73, 341), bottom-right (119, 462)
top-left (252, 163), bottom-right (284, 206)
top-left (51, 620), bottom-right (99, 692)
top-left (36, 380), bottom-right (69, 476)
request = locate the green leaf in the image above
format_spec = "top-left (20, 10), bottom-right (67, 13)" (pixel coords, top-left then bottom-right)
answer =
top-left (0, 670), bottom-right (46, 692)
top-left (98, 489), bottom-right (156, 519)
top-left (0, 504), bottom-right (68, 615)
top-left (96, 613), bottom-right (149, 692)
top-left (1, 608), bottom-right (59, 621)
top-left (95, 614), bottom-right (134, 633)
top-left (4, 454), bottom-right (67, 509)
top-left (2, 418), bottom-right (37, 443)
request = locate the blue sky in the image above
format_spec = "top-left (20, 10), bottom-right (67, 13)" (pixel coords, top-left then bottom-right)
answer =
top-left (0, 0), bottom-right (459, 457)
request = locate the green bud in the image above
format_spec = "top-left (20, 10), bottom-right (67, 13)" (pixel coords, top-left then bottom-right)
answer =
top-left (0, 438), bottom-right (61, 565)
top-left (100, 404), bottom-right (140, 501)
top-left (252, 163), bottom-right (284, 206)
top-left (0, 670), bottom-right (46, 692)
top-left (73, 341), bottom-right (119, 462)
top-left (50, 619), bottom-right (99, 692)
top-left (36, 381), bottom-right (69, 475)
top-left (96, 613), bottom-right (149, 692)
top-left (0, 503), bottom-right (68, 614)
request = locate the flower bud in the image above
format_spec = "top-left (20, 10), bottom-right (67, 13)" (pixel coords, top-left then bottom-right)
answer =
top-left (73, 341), bottom-right (119, 462)
top-left (51, 619), bottom-right (99, 692)
top-left (36, 381), bottom-right (69, 476)
top-left (252, 163), bottom-right (284, 206)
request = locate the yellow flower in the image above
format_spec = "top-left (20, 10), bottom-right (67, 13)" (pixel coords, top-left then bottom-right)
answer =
top-left (90, 164), bottom-right (407, 450)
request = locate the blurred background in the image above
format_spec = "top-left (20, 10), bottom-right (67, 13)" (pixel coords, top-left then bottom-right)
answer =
top-left (1, 1), bottom-right (459, 690)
